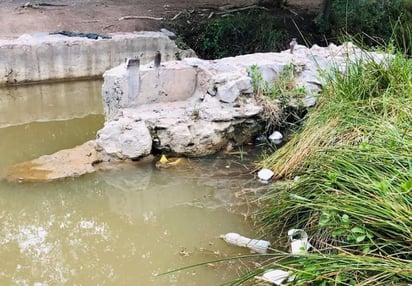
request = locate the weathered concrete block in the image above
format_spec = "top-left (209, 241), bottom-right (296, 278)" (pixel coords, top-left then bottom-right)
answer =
top-left (96, 118), bottom-right (152, 160)
top-left (138, 62), bottom-right (197, 105)
top-left (101, 61), bottom-right (198, 120)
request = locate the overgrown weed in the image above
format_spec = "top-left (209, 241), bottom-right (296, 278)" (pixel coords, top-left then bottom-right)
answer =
top-left (248, 64), bottom-right (308, 134)
top-left (247, 52), bottom-right (412, 285)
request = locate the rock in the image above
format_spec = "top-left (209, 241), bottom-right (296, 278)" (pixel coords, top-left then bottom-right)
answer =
top-left (301, 95), bottom-right (317, 107)
top-left (155, 121), bottom-right (231, 156)
top-left (216, 76), bottom-right (253, 103)
top-left (160, 28), bottom-right (176, 40)
top-left (1, 140), bottom-right (155, 182)
top-left (96, 118), bottom-right (152, 160)
top-left (97, 41), bottom-right (390, 162)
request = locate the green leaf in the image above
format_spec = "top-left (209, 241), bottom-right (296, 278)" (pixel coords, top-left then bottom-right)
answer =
top-left (332, 229), bottom-right (345, 237)
top-left (351, 227), bottom-right (365, 234)
top-left (362, 246), bottom-right (371, 254)
top-left (341, 214), bottom-right (350, 225)
top-left (319, 216), bottom-right (329, 226)
top-left (356, 235), bottom-right (366, 243)
top-left (289, 193), bottom-right (310, 201)
top-left (365, 231), bottom-right (374, 239)
top-left (400, 179), bottom-right (412, 192)
top-left (327, 172), bottom-right (338, 182)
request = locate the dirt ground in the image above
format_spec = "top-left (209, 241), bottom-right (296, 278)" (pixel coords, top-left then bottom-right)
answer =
top-left (0, 0), bottom-right (322, 39)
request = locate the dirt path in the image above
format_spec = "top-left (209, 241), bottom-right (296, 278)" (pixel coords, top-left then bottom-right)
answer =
top-left (0, 0), bottom-right (321, 39)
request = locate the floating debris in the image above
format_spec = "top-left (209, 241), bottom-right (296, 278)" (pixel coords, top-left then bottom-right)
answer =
top-left (220, 232), bottom-right (270, 254)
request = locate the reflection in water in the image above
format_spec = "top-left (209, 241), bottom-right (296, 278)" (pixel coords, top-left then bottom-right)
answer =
top-left (0, 81), bottom-right (258, 285)
top-left (0, 115), bottom-right (104, 168)
top-left (0, 164), bottom-right (255, 285)
top-left (0, 80), bottom-right (103, 128)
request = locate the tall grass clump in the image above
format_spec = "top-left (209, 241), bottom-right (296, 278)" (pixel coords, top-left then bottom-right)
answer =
top-left (242, 53), bottom-right (412, 285)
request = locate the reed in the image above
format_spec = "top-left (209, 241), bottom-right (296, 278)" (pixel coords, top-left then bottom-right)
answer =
top-left (247, 52), bottom-right (412, 285)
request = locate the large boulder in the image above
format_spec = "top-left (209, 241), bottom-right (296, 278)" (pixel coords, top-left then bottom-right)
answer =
top-left (96, 118), bottom-right (152, 160)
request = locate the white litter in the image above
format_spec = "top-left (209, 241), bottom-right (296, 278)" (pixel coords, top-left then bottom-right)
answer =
top-left (220, 232), bottom-right (270, 254)
top-left (288, 229), bottom-right (312, 255)
top-left (268, 131), bottom-right (283, 145)
top-left (255, 269), bottom-right (295, 285)
top-left (257, 168), bottom-right (274, 183)
top-left (253, 229), bottom-right (312, 285)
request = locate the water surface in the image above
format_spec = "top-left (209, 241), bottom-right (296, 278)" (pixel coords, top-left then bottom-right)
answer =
top-left (0, 81), bottom-right (258, 285)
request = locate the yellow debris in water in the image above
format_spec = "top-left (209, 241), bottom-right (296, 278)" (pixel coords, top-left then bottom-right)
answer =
top-left (159, 154), bottom-right (169, 164)
top-left (156, 155), bottom-right (183, 169)
top-left (168, 158), bottom-right (182, 166)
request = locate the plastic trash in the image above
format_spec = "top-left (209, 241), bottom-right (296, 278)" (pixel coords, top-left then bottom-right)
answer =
top-left (288, 229), bottom-right (312, 255)
top-left (257, 168), bottom-right (274, 184)
top-left (255, 269), bottom-right (295, 285)
top-left (155, 154), bottom-right (182, 169)
top-left (220, 232), bottom-right (270, 254)
top-left (268, 131), bottom-right (283, 145)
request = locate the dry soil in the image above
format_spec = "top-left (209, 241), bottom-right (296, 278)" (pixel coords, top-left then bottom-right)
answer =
top-left (0, 0), bottom-right (322, 39)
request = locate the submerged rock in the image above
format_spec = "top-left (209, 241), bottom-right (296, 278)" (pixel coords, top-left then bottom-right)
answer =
top-left (1, 141), bottom-right (154, 183)
top-left (2, 141), bottom-right (98, 182)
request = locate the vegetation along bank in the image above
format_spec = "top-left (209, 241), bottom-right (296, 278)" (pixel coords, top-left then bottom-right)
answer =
top-left (235, 50), bottom-right (412, 284)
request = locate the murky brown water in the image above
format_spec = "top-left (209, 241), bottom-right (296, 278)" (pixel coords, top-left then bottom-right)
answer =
top-left (0, 81), bottom-right (259, 285)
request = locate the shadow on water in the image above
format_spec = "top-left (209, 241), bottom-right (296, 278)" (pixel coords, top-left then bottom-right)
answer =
top-left (0, 81), bottom-right (262, 285)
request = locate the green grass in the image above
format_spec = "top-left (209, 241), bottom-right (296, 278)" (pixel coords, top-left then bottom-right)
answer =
top-left (242, 52), bottom-right (412, 285)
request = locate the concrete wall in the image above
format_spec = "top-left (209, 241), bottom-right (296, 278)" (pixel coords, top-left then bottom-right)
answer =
top-left (0, 32), bottom-right (194, 86)
top-left (102, 61), bottom-right (198, 121)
